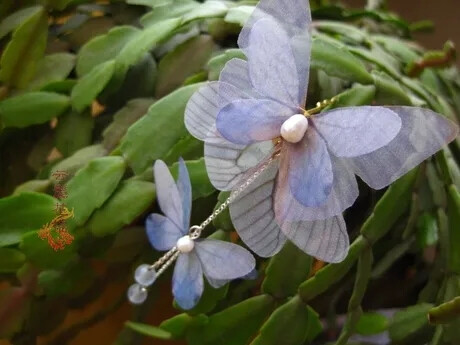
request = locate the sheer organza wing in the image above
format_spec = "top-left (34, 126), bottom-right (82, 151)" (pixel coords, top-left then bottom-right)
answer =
top-left (219, 58), bottom-right (260, 100)
top-left (184, 80), bottom-right (254, 141)
top-left (205, 132), bottom-right (273, 191)
top-left (176, 158), bottom-right (192, 230)
top-left (274, 148), bottom-right (358, 221)
top-left (238, 0), bottom-right (311, 104)
top-left (229, 160), bottom-right (287, 257)
top-left (195, 239), bottom-right (255, 281)
top-left (287, 128), bottom-right (333, 207)
top-left (216, 98), bottom-right (294, 145)
top-left (277, 214), bottom-right (349, 263)
top-left (145, 214), bottom-right (185, 251)
top-left (348, 106), bottom-right (458, 189)
top-left (153, 160), bottom-right (184, 230)
top-left (245, 17), bottom-right (300, 106)
top-left (313, 106), bottom-right (402, 158)
top-left (172, 252), bottom-right (204, 310)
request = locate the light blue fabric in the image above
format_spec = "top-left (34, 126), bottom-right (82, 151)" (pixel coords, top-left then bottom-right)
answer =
top-left (176, 158), bottom-right (192, 231)
top-left (172, 252), bottom-right (203, 310)
top-left (216, 99), bottom-right (292, 145)
top-left (146, 213), bottom-right (184, 251)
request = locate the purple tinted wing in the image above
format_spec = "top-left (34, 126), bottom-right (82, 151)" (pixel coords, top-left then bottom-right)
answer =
top-left (184, 81), bottom-right (254, 141)
top-left (229, 161), bottom-right (287, 257)
top-left (287, 128), bottom-right (333, 207)
top-left (216, 99), bottom-right (293, 145)
top-left (276, 214), bottom-right (349, 263)
top-left (177, 158), bottom-right (191, 230)
top-left (314, 106), bottom-right (402, 158)
top-left (349, 106), bottom-right (458, 189)
top-left (145, 213), bottom-right (184, 251)
top-left (154, 160), bottom-right (184, 230)
top-left (275, 153), bottom-right (358, 221)
top-left (172, 252), bottom-right (204, 310)
top-left (205, 132), bottom-right (273, 191)
top-left (219, 58), bottom-right (260, 99)
top-left (238, 0), bottom-right (311, 105)
top-left (246, 18), bottom-right (300, 106)
top-left (195, 239), bottom-right (255, 281)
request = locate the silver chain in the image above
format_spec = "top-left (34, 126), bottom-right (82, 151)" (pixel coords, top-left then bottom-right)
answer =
top-left (146, 155), bottom-right (277, 279)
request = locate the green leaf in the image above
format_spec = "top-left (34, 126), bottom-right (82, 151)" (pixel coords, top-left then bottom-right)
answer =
top-left (0, 92), bottom-right (70, 128)
top-left (389, 303), bottom-right (434, 342)
top-left (170, 158), bottom-right (215, 199)
top-left (38, 261), bottom-right (95, 297)
top-left (155, 35), bottom-right (215, 97)
top-left (160, 313), bottom-right (192, 339)
top-left (0, 192), bottom-right (56, 247)
top-left (262, 242), bottom-right (312, 298)
top-left (71, 60), bottom-right (115, 111)
top-left (55, 111), bottom-right (94, 157)
top-left (20, 231), bottom-right (77, 269)
top-left (224, 5), bottom-right (254, 26)
top-left (448, 185), bottom-right (460, 274)
top-left (103, 98), bottom-right (153, 151)
top-left (182, 1), bottom-right (228, 24)
top-left (163, 135), bottom-right (204, 165)
top-left (182, 280), bottom-right (229, 315)
top-left (125, 321), bottom-right (173, 340)
top-left (348, 44), bottom-right (401, 80)
top-left (0, 6), bottom-right (42, 40)
top-left (13, 180), bottom-right (51, 195)
top-left (120, 83), bottom-right (203, 174)
top-left (315, 20), bottom-right (368, 43)
top-left (113, 18), bottom-right (182, 90)
top-left (311, 38), bottom-right (373, 84)
top-left (65, 156), bottom-right (126, 227)
top-left (212, 192), bottom-right (232, 231)
top-left (88, 180), bottom-right (155, 237)
top-left (27, 53), bottom-right (76, 91)
top-left (326, 84), bottom-right (376, 109)
top-left (207, 49), bottom-right (246, 81)
top-left (49, 145), bottom-right (107, 184)
top-left (0, 248), bottom-right (26, 273)
top-left (251, 296), bottom-right (322, 345)
top-left (372, 70), bottom-right (412, 105)
top-left (76, 26), bottom-right (140, 77)
top-left (373, 35), bottom-right (420, 64)
top-left (187, 294), bottom-right (276, 345)
top-left (356, 312), bottom-right (389, 335)
top-left (416, 212), bottom-right (439, 249)
top-left (0, 6), bottom-right (47, 88)
top-left (140, 0), bottom-right (198, 27)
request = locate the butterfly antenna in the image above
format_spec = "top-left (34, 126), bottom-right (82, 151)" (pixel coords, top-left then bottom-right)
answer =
top-left (304, 96), bottom-right (338, 116)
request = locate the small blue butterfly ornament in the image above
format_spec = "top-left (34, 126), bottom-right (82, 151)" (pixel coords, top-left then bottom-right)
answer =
top-left (127, 159), bottom-right (255, 309)
top-left (184, 0), bottom-right (459, 262)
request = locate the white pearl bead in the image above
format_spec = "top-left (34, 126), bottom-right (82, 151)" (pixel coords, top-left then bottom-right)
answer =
top-left (280, 114), bottom-right (309, 143)
top-left (134, 264), bottom-right (157, 286)
top-left (176, 235), bottom-right (195, 253)
top-left (127, 283), bottom-right (148, 305)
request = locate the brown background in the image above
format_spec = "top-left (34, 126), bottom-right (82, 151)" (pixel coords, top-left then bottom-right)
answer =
top-left (344, 0), bottom-right (460, 66)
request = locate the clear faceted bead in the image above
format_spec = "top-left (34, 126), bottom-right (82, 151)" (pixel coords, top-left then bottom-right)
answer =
top-left (134, 264), bottom-right (157, 286)
top-left (127, 283), bottom-right (148, 305)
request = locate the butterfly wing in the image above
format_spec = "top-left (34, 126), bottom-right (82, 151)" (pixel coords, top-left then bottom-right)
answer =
top-left (313, 106), bottom-right (402, 157)
top-left (348, 106), bottom-right (458, 189)
top-left (194, 239), bottom-right (255, 283)
top-left (238, 0), bottom-right (311, 105)
top-left (172, 252), bottom-right (204, 310)
top-left (229, 160), bottom-right (287, 257)
top-left (287, 128), bottom-right (334, 207)
top-left (177, 158), bottom-right (192, 230)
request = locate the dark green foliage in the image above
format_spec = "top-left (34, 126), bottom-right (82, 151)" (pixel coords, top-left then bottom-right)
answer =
top-left (0, 0), bottom-right (459, 344)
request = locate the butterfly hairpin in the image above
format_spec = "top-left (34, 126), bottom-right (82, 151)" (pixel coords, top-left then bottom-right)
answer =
top-left (128, 159), bottom-right (255, 309)
top-left (184, 0), bottom-right (459, 262)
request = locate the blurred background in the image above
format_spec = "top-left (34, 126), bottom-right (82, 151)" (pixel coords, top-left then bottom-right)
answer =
top-left (344, 0), bottom-right (460, 66)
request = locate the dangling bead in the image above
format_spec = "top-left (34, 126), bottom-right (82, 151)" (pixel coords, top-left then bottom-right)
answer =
top-left (134, 264), bottom-right (157, 286)
top-left (176, 235), bottom-right (194, 253)
top-left (280, 114), bottom-right (309, 143)
top-left (127, 283), bottom-right (148, 305)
